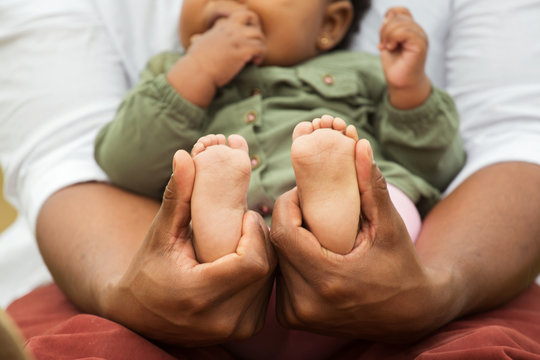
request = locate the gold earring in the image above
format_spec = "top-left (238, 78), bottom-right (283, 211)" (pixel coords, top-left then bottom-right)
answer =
top-left (319, 34), bottom-right (331, 48)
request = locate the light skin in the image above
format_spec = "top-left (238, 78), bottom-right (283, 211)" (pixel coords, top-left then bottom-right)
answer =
top-left (167, 2), bottom-right (432, 257)
top-left (33, 1), bottom-right (540, 349)
top-left (167, 0), bottom-right (350, 108)
top-left (168, 3), bottom-right (429, 109)
top-left (167, 0), bottom-right (356, 260)
top-left (288, 7), bottom-right (430, 253)
top-left (378, 7), bottom-right (431, 109)
top-left (190, 134), bottom-right (251, 262)
top-left (291, 115), bottom-right (360, 255)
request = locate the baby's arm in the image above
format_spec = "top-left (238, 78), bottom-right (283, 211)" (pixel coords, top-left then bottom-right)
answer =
top-left (96, 10), bottom-right (266, 200)
top-left (95, 52), bottom-right (205, 200)
top-left (379, 7), bottom-right (431, 110)
top-left (375, 87), bottom-right (465, 192)
top-left (167, 9), bottom-right (266, 108)
top-left (376, 7), bottom-right (465, 191)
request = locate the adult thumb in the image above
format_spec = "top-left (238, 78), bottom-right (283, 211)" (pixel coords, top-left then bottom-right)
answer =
top-left (156, 150), bottom-right (195, 239)
top-left (355, 140), bottom-right (409, 245)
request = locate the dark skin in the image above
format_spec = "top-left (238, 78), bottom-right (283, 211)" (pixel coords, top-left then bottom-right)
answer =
top-left (38, 144), bottom-right (540, 344)
top-left (34, 2), bottom-right (540, 348)
top-left (271, 141), bottom-right (540, 342)
top-left (37, 151), bottom-right (277, 345)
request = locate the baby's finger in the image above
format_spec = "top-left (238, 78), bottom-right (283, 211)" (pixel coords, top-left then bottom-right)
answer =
top-left (379, 7), bottom-right (414, 46)
top-left (384, 23), bottom-right (427, 52)
top-left (189, 34), bottom-right (202, 47)
top-left (384, 6), bottom-right (413, 20)
top-left (243, 38), bottom-right (267, 65)
top-left (229, 9), bottom-right (262, 29)
top-left (380, 16), bottom-right (426, 51)
top-left (244, 25), bottom-right (266, 42)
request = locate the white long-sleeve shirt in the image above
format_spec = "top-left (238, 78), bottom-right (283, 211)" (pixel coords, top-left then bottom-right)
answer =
top-left (1, 0), bottom-right (540, 307)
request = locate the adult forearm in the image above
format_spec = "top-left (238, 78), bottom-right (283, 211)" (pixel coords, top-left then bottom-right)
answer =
top-left (34, 169), bottom-right (276, 345)
top-left (416, 161), bottom-right (540, 318)
top-left (36, 182), bottom-right (159, 315)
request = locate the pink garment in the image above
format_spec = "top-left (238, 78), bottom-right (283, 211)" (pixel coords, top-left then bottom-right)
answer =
top-left (387, 183), bottom-right (422, 242)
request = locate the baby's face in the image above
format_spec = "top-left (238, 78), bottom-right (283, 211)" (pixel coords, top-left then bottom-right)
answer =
top-left (179, 0), bottom-right (333, 66)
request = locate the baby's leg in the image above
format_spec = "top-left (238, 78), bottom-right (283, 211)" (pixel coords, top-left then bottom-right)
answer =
top-left (191, 134), bottom-right (251, 263)
top-left (291, 115), bottom-right (360, 254)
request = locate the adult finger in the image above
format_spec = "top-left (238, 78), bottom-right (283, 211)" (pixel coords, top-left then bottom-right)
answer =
top-left (202, 211), bottom-right (275, 291)
top-left (152, 150), bottom-right (195, 248)
top-left (270, 188), bottom-right (324, 262)
top-left (354, 139), bottom-right (409, 249)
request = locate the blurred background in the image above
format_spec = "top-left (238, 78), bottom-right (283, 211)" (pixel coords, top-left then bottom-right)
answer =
top-left (0, 170), bottom-right (17, 233)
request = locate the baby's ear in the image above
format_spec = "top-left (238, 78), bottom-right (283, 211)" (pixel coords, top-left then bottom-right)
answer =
top-left (317, 0), bottom-right (354, 51)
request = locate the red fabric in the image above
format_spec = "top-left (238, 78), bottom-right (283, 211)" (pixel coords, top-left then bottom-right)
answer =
top-left (333, 285), bottom-right (540, 360)
top-left (7, 284), bottom-right (540, 360)
top-left (6, 285), bottom-right (233, 360)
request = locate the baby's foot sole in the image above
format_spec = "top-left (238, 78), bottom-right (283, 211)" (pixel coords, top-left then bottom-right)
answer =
top-left (291, 115), bottom-right (360, 254)
top-left (191, 134), bottom-right (250, 262)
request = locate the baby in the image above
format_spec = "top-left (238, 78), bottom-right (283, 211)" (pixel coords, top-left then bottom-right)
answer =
top-left (95, 0), bottom-right (465, 262)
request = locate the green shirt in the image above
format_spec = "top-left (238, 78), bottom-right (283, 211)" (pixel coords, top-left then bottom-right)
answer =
top-left (95, 50), bottom-right (465, 217)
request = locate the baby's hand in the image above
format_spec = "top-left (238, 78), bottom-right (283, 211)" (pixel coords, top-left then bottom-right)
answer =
top-left (186, 9), bottom-right (266, 88)
top-left (379, 7), bottom-right (431, 109)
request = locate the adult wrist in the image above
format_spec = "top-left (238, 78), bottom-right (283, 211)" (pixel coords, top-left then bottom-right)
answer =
top-left (94, 274), bottom-right (123, 320)
top-left (419, 264), bottom-right (467, 334)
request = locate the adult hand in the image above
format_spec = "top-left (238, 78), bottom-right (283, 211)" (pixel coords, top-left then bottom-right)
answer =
top-left (270, 140), bottom-right (454, 342)
top-left (101, 150), bottom-right (276, 346)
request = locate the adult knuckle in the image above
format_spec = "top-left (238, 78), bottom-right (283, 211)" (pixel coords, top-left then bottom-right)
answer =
top-left (161, 183), bottom-right (175, 203)
top-left (208, 318), bottom-right (237, 339)
top-left (293, 299), bottom-right (318, 324)
top-left (316, 274), bottom-right (349, 301)
top-left (232, 318), bottom-right (261, 340)
top-left (179, 293), bottom-right (210, 315)
top-left (246, 254), bottom-right (271, 278)
top-left (269, 223), bottom-right (286, 249)
top-left (373, 168), bottom-right (389, 192)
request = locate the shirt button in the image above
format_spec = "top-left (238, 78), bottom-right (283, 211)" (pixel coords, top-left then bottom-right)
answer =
top-left (251, 88), bottom-right (261, 96)
top-left (250, 155), bottom-right (261, 169)
top-left (323, 74), bottom-right (334, 85)
top-left (245, 110), bottom-right (257, 124)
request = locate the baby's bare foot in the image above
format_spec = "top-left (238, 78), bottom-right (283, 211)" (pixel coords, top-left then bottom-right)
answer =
top-left (291, 115), bottom-right (360, 254)
top-left (191, 134), bottom-right (251, 262)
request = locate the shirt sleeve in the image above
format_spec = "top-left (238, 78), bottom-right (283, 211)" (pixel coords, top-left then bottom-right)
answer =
top-left (95, 52), bottom-right (207, 200)
top-left (444, 0), bottom-right (540, 193)
top-left (374, 88), bottom-right (466, 192)
top-left (0, 1), bottom-right (128, 232)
